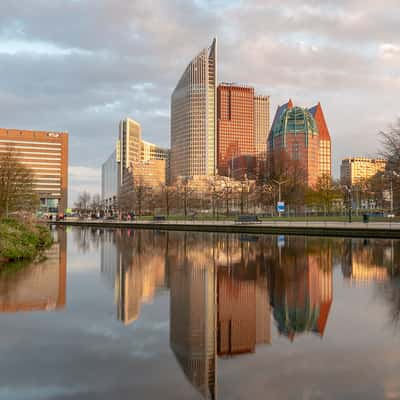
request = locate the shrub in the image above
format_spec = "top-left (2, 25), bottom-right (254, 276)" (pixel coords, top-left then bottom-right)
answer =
top-left (0, 218), bottom-right (53, 262)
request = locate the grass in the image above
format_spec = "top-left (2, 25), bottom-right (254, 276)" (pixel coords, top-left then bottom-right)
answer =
top-left (0, 218), bottom-right (53, 264)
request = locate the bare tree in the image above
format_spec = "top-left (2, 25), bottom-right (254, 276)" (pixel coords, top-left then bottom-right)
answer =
top-left (380, 119), bottom-right (400, 173)
top-left (90, 193), bottom-right (101, 211)
top-left (133, 177), bottom-right (150, 216)
top-left (380, 120), bottom-right (400, 212)
top-left (159, 184), bottom-right (178, 217)
top-left (74, 191), bottom-right (91, 212)
top-left (176, 178), bottom-right (194, 218)
top-left (0, 148), bottom-right (38, 217)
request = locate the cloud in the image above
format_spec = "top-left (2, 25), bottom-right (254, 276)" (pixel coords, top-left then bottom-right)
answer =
top-left (69, 166), bottom-right (101, 204)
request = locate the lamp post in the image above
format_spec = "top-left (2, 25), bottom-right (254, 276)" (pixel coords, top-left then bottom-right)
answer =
top-left (272, 179), bottom-right (288, 217)
top-left (344, 185), bottom-right (352, 223)
top-left (389, 171), bottom-right (399, 215)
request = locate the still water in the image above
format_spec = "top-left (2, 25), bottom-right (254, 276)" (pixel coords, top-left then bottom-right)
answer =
top-left (0, 227), bottom-right (399, 400)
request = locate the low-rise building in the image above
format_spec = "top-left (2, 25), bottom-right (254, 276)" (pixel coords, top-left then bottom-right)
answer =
top-left (340, 157), bottom-right (387, 186)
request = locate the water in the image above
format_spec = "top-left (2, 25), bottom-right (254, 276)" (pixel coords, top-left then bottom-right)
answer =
top-left (0, 227), bottom-right (399, 400)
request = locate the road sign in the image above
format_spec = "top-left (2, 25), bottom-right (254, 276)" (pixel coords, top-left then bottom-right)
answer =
top-left (277, 235), bottom-right (285, 248)
top-left (277, 201), bottom-right (285, 213)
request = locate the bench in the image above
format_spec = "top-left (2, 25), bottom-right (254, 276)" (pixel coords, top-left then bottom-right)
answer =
top-left (153, 215), bottom-right (166, 221)
top-left (235, 215), bottom-right (261, 224)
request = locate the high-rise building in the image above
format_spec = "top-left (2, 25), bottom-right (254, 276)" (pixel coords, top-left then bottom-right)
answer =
top-left (254, 95), bottom-right (270, 178)
top-left (340, 157), bottom-right (387, 186)
top-left (118, 118), bottom-right (142, 188)
top-left (0, 128), bottom-right (68, 213)
top-left (216, 84), bottom-right (270, 180)
top-left (217, 83), bottom-right (255, 178)
top-left (101, 150), bottom-right (119, 210)
top-left (268, 100), bottom-right (331, 187)
top-left (114, 118), bottom-right (170, 207)
top-left (170, 38), bottom-right (217, 181)
top-left (309, 103), bottom-right (331, 178)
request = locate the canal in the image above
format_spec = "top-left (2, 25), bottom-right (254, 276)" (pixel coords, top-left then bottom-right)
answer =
top-left (0, 227), bottom-right (399, 399)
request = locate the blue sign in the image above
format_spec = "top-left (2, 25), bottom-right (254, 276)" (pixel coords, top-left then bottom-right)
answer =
top-left (277, 235), bottom-right (285, 248)
top-left (277, 201), bottom-right (285, 213)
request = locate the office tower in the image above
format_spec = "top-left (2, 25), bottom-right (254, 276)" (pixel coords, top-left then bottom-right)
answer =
top-left (217, 83), bottom-right (255, 178)
top-left (254, 95), bottom-right (270, 179)
top-left (115, 119), bottom-right (170, 208)
top-left (117, 118), bottom-right (142, 201)
top-left (101, 150), bottom-right (119, 210)
top-left (170, 38), bottom-right (217, 182)
top-left (217, 84), bottom-right (270, 180)
top-left (309, 103), bottom-right (332, 178)
top-left (340, 157), bottom-right (387, 186)
top-left (268, 100), bottom-right (320, 187)
top-left (0, 128), bottom-right (68, 213)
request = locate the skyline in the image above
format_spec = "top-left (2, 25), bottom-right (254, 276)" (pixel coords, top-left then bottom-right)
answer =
top-left (0, 1), bottom-right (399, 202)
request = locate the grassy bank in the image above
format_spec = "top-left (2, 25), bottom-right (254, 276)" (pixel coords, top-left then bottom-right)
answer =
top-left (0, 218), bottom-right (53, 264)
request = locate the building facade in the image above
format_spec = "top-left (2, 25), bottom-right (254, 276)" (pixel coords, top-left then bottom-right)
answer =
top-left (217, 83), bottom-right (255, 178)
top-left (141, 140), bottom-right (170, 184)
top-left (216, 84), bottom-right (270, 180)
top-left (268, 100), bottom-right (331, 187)
top-left (170, 38), bottom-right (217, 181)
top-left (254, 95), bottom-right (270, 178)
top-left (268, 102), bottom-right (320, 187)
top-left (340, 157), bottom-right (387, 186)
top-left (115, 118), bottom-right (170, 205)
top-left (101, 150), bottom-right (119, 210)
top-left (0, 128), bottom-right (68, 213)
top-left (309, 103), bottom-right (332, 178)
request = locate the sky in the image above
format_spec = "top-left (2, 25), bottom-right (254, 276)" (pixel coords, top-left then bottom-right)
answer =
top-left (0, 0), bottom-right (399, 204)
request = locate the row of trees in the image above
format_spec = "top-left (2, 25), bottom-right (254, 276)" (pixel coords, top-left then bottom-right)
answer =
top-left (109, 174), bottom-right (344, 217)
top-left (74, 191), bottom-right (101, 213)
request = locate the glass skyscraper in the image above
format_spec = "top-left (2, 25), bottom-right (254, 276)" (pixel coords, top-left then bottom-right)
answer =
top-left (170, 38), bottom-right (217, 181)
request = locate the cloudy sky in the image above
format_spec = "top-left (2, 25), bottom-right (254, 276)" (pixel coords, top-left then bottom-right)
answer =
top-left (0, 0), bottom-right (399, 203)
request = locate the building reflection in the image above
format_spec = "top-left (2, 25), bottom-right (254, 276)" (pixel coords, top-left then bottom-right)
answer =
top-left (98, 230), bottom-right (400, 399)
top-left (100, 229), bottom-right (167, 325)
top-left (267, 237), bottom-right (333, 341)
top-left (341, 239), bottom-right (395, 284)
top-left (0, 228), bottom-right (67, 313)
top-left (168, 233), bottom-right (272, 399)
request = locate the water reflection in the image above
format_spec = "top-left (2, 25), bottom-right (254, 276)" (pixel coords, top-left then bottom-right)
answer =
top-left (1, 228), bottom-right (399, 399)
top-left (0, 228), bottom-right (67, 313)
top-left (97, 230), bottom-right (400, 399)
top-left (101, 229), bottom-right (167, 325)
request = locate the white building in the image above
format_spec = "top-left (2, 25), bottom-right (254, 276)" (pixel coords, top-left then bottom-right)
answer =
top-left (170, 38), bottom-right (217, 181)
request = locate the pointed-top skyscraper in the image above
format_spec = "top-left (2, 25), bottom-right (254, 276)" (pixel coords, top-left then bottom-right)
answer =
top-left (170, 38), bottom-right (217, 181)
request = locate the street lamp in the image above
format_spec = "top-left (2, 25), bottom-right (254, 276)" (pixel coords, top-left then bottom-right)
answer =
top-left (343, 185), bottom-right (352, 223)
top-left (389, 171), bottom-right (399, 215)
top-left (272, 179), bottom-right (288, 217)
